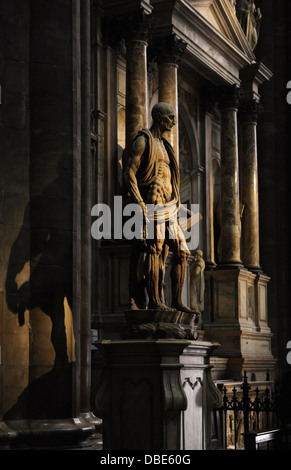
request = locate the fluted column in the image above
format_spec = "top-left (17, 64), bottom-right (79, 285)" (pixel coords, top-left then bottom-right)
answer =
top-left (239, 100), bottom-right (263, 273)
top-left (218, 85), bottom-right (243, 268)
top-left (124, 10), bottom-right (152, 147)
top-left (157, 34), bottom-right (187, 158)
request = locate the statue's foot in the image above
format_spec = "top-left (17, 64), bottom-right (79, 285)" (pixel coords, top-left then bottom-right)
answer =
top-left (148, 301), bottom-right (174, 311)
top-left (171, 302), bottom-right (197, 315)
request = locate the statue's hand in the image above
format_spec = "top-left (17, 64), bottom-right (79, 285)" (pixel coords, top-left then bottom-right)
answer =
top-left (139, 202), bottom-right (150, 241)
top-left (140, 202), bottom-right (149, 224)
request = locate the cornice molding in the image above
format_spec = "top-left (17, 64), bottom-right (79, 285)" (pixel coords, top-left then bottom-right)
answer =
top-left (151, 0), bottom-right (256, 85)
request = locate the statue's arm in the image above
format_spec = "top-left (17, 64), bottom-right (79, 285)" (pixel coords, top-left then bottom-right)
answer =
top-left (123, 135), bottom-right (147, 212)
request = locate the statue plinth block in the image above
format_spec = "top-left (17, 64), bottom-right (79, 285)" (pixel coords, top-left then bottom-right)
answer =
top-left (94, 339), bottom-right (190, 450)
top-left (204, 268), bottom-right (276, 380)
top-left (121, 309), bottom-right (200, 340)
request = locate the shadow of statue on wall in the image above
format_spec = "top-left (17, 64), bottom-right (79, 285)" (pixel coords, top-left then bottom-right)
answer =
top-left (4, 155), bottom-right (74, 419)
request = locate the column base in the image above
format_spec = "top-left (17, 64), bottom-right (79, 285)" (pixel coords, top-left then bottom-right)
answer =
top-left (205, 261), bottom-right (217, 271)
top-left (216, 260), bottom-right (246, 270)
top-left (245, 264), bottom-right (264, 275)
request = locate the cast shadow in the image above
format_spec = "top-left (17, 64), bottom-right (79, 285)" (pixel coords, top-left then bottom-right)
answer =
top-left (4, 364), bottom-right (73, 420)
top-left (4, 155), bottom-right (74, 419)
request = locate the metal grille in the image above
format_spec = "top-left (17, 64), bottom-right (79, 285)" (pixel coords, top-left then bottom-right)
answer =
top-left (215, 371), bottom-right (279, 450)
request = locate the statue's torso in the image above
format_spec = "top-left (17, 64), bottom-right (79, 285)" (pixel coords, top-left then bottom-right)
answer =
top-left (142, 137), bottom-right (172, 204)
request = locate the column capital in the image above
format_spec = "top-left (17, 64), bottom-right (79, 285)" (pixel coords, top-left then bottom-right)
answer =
top-left (123, 9), bottom-right (154, 43)
top-left (152, 33), bottom-right (187, 65)
top-left (102, 9), bottom-right (154, 48)
top-left (219, 84), bottom-right (240, 110)
top-left (239, 99), bottom-right (263, 124)
top-left (201, 85), bottom-right (221, 120)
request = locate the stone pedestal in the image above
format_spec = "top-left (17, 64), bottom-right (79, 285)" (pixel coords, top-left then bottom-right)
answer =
top-left (94, 339), bottom-right (222, 450)
top-left (180, 341), bottom-right (222, 450)
top-left (204, 269), bottom-right (276, 381)
top-left (94, 339), bottom-right (190, 450)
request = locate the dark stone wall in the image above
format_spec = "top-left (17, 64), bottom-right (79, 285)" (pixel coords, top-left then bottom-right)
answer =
top-left (0, 0), bottom-right (31, 419)
top-left (0, 0), bottom-right (86, 420)
top-left (255, 0), bottom-right (291, 378)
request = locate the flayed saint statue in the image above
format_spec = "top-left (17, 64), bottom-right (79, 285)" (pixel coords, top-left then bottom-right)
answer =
top-left (122, 102), bottom-right (200, 339)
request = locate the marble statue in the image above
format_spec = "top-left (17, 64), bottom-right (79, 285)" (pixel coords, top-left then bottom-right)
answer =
top-left (236, 0), bottom-right (262, 50)
top-left (190, 249), bottom-right (205, 314)
top-left (122, 102), bottom-right (200, 339)
top-left (123, 102), bottom-right (195, 315)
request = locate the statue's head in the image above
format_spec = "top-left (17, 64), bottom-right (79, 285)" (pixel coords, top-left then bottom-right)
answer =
top-left (151, 102), bottom-right (176, 133)
top-left (194, 249), bottom-right (203, 259)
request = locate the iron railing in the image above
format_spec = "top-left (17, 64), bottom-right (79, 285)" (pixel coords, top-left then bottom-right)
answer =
top-left (215, 371), bottom-right (280, 450)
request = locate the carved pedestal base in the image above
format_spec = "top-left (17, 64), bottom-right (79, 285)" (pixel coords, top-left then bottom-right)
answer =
top-left (94, 339), bottom-right (222, 450)
top-left (94, 339), bottom-right (190, 450)
top-left (122, 309), bottom-right (200, 340)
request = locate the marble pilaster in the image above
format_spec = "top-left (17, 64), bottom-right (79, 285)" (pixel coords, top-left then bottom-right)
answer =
top-left (239, 100), bottom-right (263, 272)
top-left (218, 84), bottom-right (243, 268)
top-left (156, 34), bottom-right (187, 158)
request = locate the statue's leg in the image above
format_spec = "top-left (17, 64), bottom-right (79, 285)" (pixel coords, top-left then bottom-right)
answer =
top-left (159, 244), bottom-right (169, 304)
top-left (170, 250), bottom-right (193, 312)
top-left (144, 239), bottom-right (164, 309)
top-left (169, 226), bottom-right (194, 313)
top-left (129, 241), bottom-right (146, 309)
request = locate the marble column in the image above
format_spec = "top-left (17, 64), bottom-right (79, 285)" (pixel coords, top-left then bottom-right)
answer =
top-left (124, 10), bottom-right (152, 147)
top-left (239, 100), bottom-right (263, 273)
top-left (218, 85), bottom-right (243, 268)
top-left (157, 34), bottom-right (187, 158)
